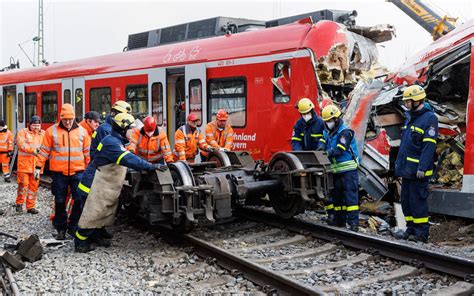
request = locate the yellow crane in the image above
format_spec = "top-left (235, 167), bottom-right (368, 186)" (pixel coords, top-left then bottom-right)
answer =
top-left (388, 0), bottom-right (457, 40)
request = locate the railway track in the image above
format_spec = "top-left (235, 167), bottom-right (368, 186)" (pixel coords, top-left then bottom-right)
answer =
top-left (175, 208), bottom-right (474, 295)
top-left (0, 263), bottom-right (20, 296)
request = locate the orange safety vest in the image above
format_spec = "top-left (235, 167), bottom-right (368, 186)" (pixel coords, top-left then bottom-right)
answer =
top-left (0, 130), bottom-right (13, 152)
top-left (174, 124), bottom-right (209, 161)
top-left (204, 121), bottom-right (234, 149)
top-left (36, 122), bottom-right (91, 175)
top-left (79, 119), bottom-right (93, 137)
top-left (128, 127), bottom-right (173, 163)
top-left (17, 127), bottom-right (45, 173)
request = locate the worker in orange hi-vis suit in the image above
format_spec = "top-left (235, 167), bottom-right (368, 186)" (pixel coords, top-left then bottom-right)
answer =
top-left (202, 109), bottom-right (234, 160)
top-left (79, 111), bottom-right (101, 138)
top-left (175, 113), bottom-right (213, 163)
top-left (35, 104), bottom-right (91, 240)
top-left (0, 119), bottom-right (14, 182)
top-left (128, 116), bottom-right (174, 164)
top-left (15, 116), bottom-right (45, 214)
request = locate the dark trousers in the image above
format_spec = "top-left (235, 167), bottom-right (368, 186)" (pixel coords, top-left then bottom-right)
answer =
top-left (51, 172), bottom-right (83, 231)
top-left (401, 178), bottom-right (430, 238)
top-left (332, 170), bottom-right (359, 226)
top-left (68, 189), bottom-right (88, 233)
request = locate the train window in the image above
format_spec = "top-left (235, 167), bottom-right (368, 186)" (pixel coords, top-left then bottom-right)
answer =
top-left (64, 89), bottom-right (71, 104)
top-left (18, 93), bottom-right (24, 123)
top-left (41, 91), bottom-right (58, 123)
top-left (272, 62), bottom-right (291, 103)
top-left (208, 77), bottom-right (246, 127)
top-left (126, 85), bottom-right (148, 121)
top-left (75, 89), bottom-right (83, 122)
top-left (25, 93), bottom-right (37, 122)
top-left (90, 87), bottom-right (111, 117)
top-left (189, 79), bottom-right (202, 127)
top-left (152, 83), bottom-right (163, 125)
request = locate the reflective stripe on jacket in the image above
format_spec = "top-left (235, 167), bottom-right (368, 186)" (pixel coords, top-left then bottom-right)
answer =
top-left (128, 127), bottom-right (173, 163)
top-left (395, 107), bottom-right (438, 179)
top-left (291, 111), bottom-right (325, 151)
top-left (204, 121), bottom-right (234, 149)
top-left (174, 124), bottom-right (209, 161)
top-left (321, 122), bottom-right (359, 174)
top-left (0, 130), bottom-right (13, 152)
top-left (36, 122), bottom-right (91, 175)
top-left (17, 127), bottom-right (45, 173)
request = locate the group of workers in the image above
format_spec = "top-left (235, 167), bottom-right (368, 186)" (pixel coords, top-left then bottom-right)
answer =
top-left (0, 100), bottom-right (234, 252)
top-left (1, 83), bottom-right (436, 250)
top-left (291, 85), bottom-right (438, 243)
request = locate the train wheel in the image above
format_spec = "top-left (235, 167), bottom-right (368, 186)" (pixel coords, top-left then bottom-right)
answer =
top-left (268, 152), bottom-right (306, 219)
top-left (167, 161), bottom-right (195, 232)
top-left (207, 151), bottom-right (231, 167)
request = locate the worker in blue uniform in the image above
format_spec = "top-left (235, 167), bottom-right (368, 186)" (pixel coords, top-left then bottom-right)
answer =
top-left (90, 100), bottom-right (131, 159)
top-left (394, 85), bottom-right (438, 243)
top-left (318, 104), bottom-right (360, 231)
top-left (74, 113), bottom-right (166, 253)
top-left (291, 98), bottom-right (325, 151)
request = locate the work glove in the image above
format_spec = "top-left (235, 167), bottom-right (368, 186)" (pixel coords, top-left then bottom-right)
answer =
top-left (153, 163), bottom-right (168, 172)
top-left (316, 146), bottom-right (325, 151)
top-left (206, 147), bottom-right (216, 153)
top-left (34, 148), bottom-right (40, 155)
top-left (34, 168), bottom-right (41, 180)
top-left (7, 151), bottom-right (13, 157)
top-left (416, 170), bottom-right (425, 179)
top-left (219, 148), bottom-right (229, 152)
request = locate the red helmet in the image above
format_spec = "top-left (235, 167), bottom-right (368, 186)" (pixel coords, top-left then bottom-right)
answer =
top-left (216, 109), bottom-right (228, 121)
top-left (187, 113), bottom-right (199, 122)
top-left (143, 116), bottom-right (157, 133)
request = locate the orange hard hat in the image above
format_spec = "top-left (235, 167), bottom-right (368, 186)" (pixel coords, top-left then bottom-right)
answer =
top-left (143, 116), bottom-right (157, 133)
top-left (60, 104), bottom-right (75, 119)
top-left (216, 109), bottom-right (228, 121)
top-left (187, 113), bottom-right (199, 122)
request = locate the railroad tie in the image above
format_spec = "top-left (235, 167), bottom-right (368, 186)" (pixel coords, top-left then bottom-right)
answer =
top-left (252, 243), bottom-right (338, 264)
top-left (318, 265), bottom-right (419, 293)
top-left (281, 253), bottom-right (374, 276)
top-left (426, 281), bottom-right (474, 296)
top-left (229, 235), bottom-right (307, 253)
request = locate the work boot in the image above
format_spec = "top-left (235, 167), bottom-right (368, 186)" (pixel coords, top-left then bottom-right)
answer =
top-left (15, 204), bottom-right (23, 213)
top-left (56, 230), bottom-right (66, 241)
top-left (326, 214), bottom-right (336, 226)
top-left (27, 208), bottom-right (39, 214)
top-left (75, 243), bottom-right (96, 253)
top-left (408, 234), bottom-right (428, 243)
top-left (349, 224), bottom-right (359, 232)
top-left (393, 230), bottom-right (410, 240)
top-left (94, 237), bottom-right (111, 248)
top-left (100, 228), bottom-right (114, 239)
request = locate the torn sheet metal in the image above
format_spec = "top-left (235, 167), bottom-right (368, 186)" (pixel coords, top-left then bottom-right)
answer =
top-left (347, 24), bottom-right (396, 43)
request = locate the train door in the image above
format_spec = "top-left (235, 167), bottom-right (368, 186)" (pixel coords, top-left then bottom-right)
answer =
top-left (62, 79), bottom-right (73, 105)
top-left (73, 78), bottom-right (85, 122)
top-left (2, 86), bottom-right (16, 133)
top-left (165, 67), bottom-right (185, 146)
top-left (185, 63), bottom-right (207, 129)
top-left (16, 84), bottom-right (25, 132)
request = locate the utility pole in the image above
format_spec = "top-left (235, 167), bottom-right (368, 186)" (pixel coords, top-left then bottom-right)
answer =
top-left (37, 0), bottom-right (44, 65)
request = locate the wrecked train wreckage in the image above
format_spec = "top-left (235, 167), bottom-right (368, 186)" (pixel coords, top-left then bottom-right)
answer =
top-left (341, 20), bottom-right (474, 219)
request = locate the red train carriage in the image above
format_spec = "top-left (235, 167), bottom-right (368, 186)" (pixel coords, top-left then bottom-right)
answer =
top-left (0, 17), bottom-right (377, 162)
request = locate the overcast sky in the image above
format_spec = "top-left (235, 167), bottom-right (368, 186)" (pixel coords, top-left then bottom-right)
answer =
top-left (1, 0), bottom-right (473, 71)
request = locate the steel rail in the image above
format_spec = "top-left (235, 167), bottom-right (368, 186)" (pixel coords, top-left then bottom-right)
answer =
top-left (182, 233), bottom-right (324, 295)
top-left (237, 208), bottom-right (474, 280)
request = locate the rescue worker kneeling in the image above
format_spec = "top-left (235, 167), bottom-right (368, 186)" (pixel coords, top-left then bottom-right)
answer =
top-left (175, 113), bottom-right (213, 163)
top-left (128, 116), bottom-right (174, 164)
top-left (318, 105), bottom-right (360, 232)
top-left (74, 113), bottom-right (166, 253)
top-left (393, 85), bottom-right (438, 243)
top-left (202, 109), bottom-right (234, 160)
top-left (291, 98), bottom-right (325, 151)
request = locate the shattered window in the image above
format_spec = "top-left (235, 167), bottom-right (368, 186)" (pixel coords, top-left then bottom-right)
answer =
top-left (272, 62), bottom-right (291, 103)
top-left (208, 78), bottom-right (246, 127)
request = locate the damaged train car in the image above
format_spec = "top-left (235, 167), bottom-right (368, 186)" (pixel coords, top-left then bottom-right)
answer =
top-left (343, 19), bottom-right (474, 219)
